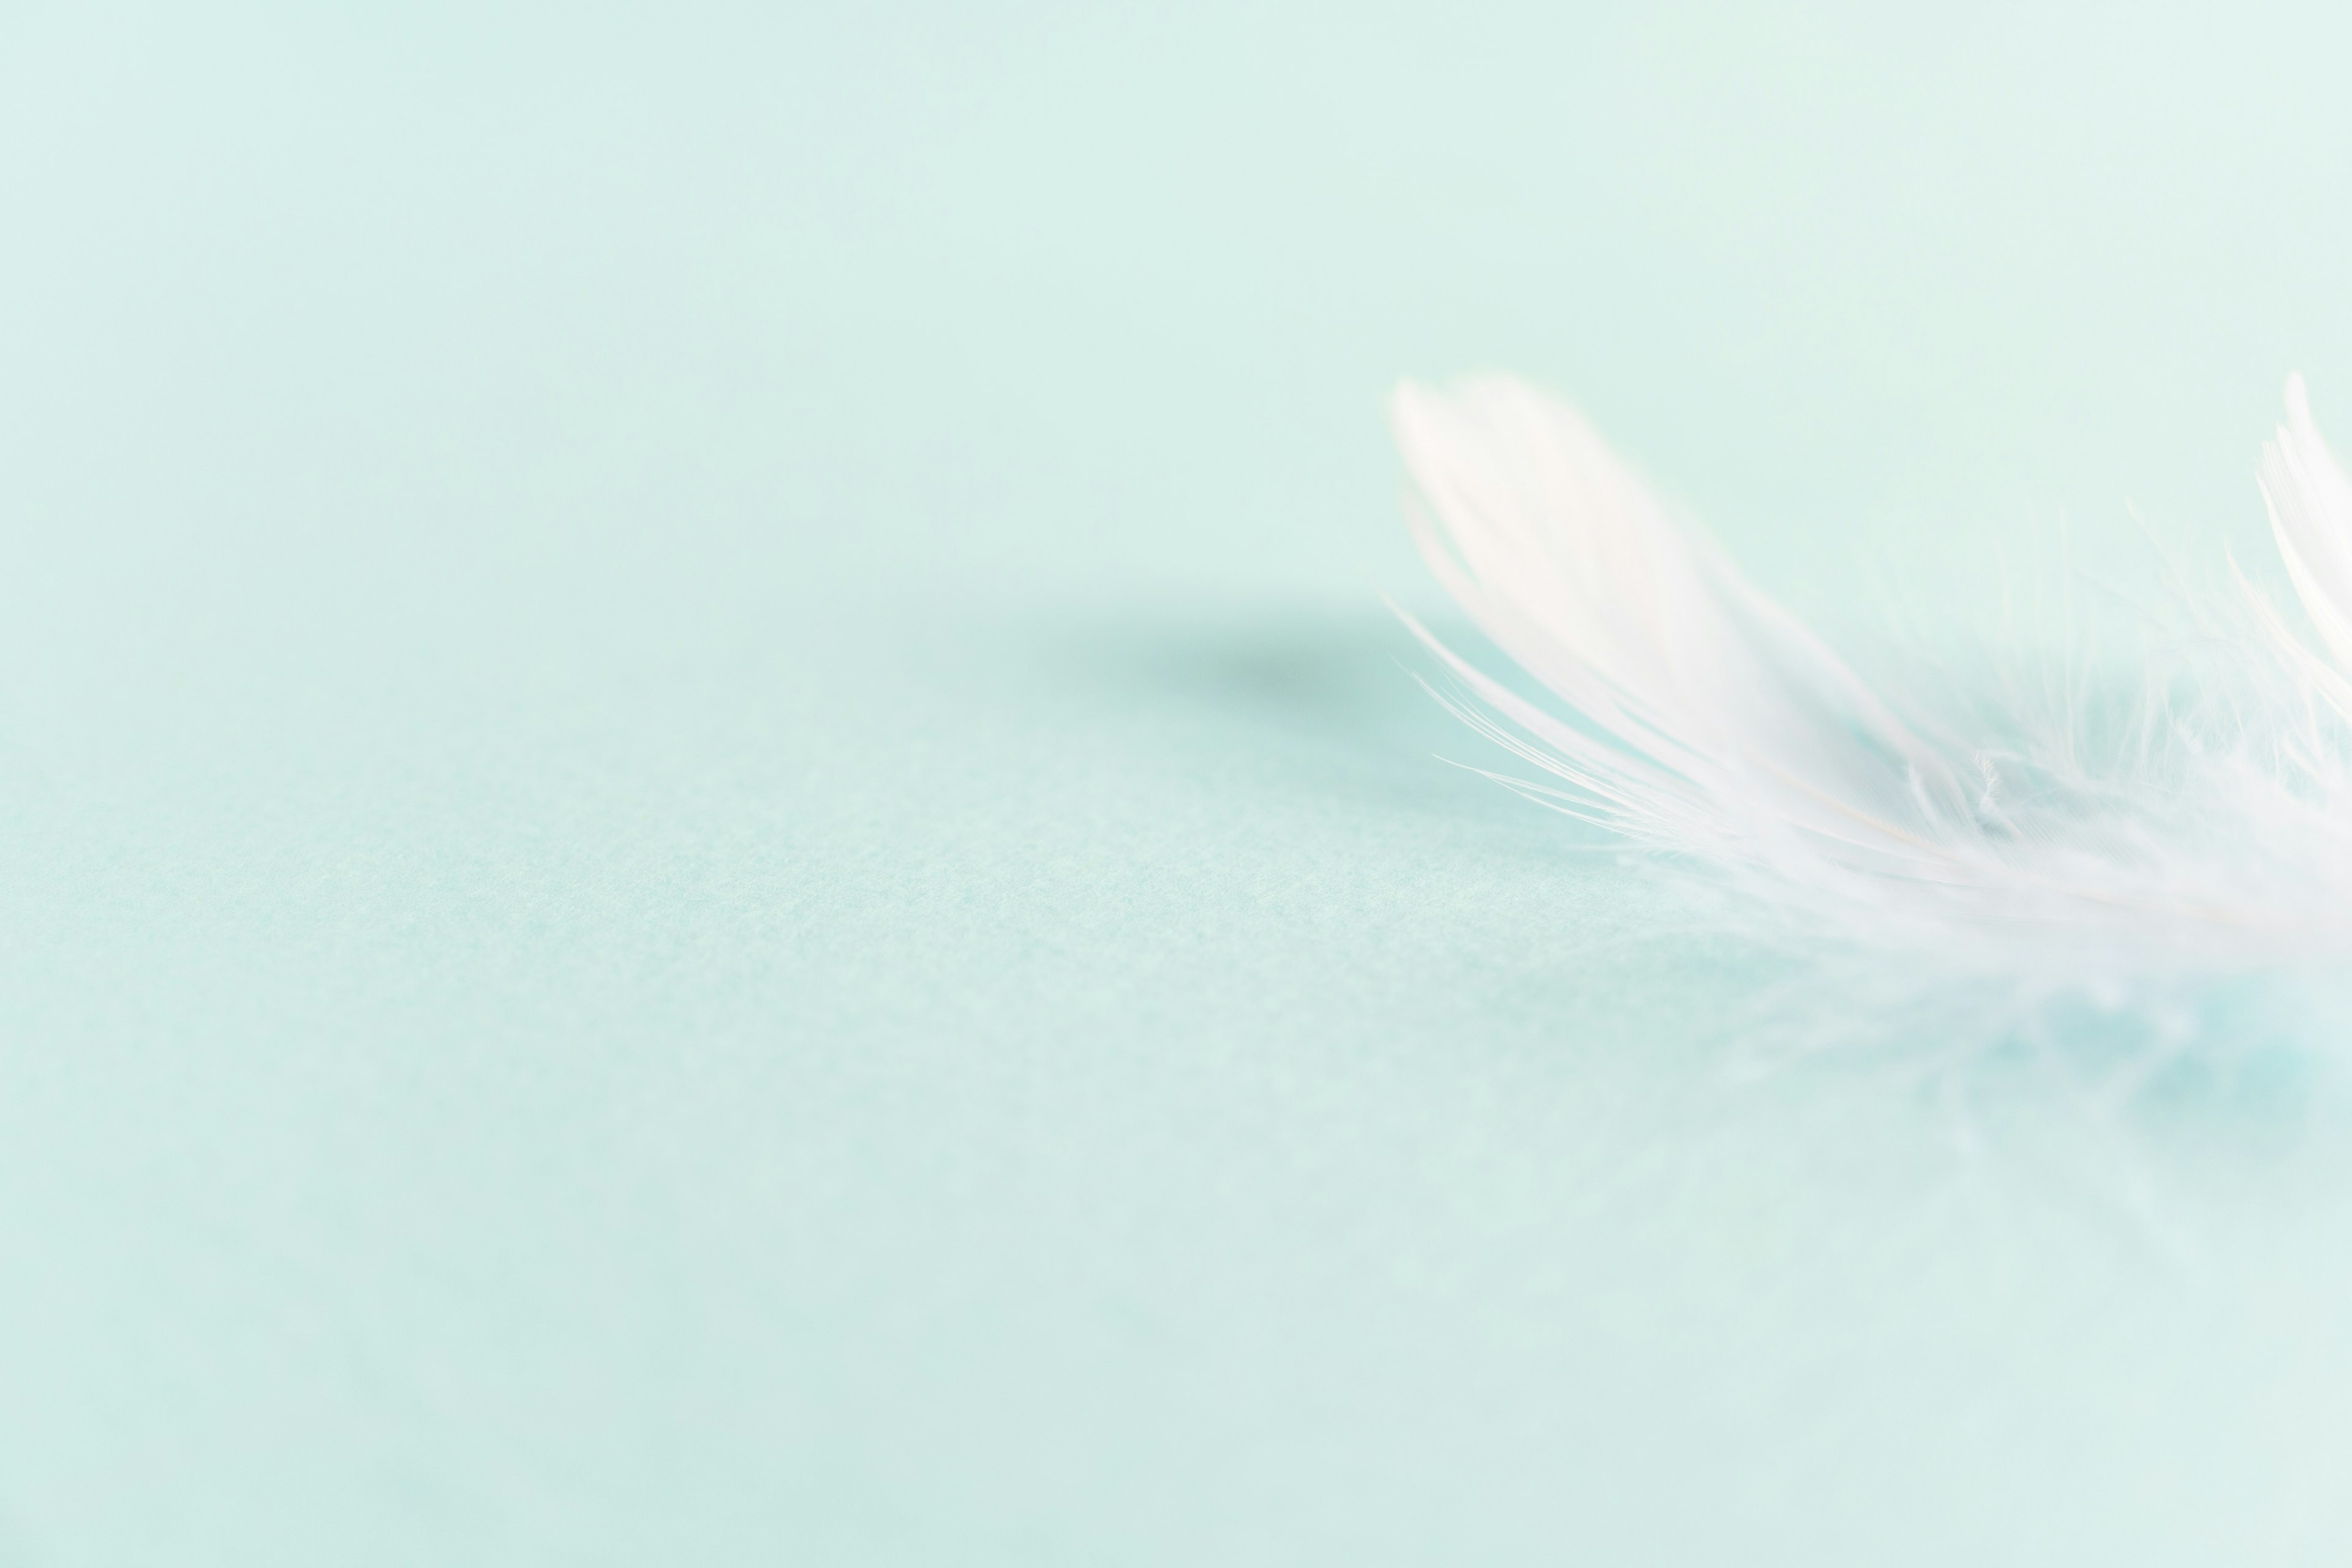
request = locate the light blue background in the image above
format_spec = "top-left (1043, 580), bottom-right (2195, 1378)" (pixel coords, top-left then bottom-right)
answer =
top-left (6, 3), bottom-right (2352, 1562)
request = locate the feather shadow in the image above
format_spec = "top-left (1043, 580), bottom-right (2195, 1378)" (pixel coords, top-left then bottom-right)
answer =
top-left (1030, 606), bottom-right (1601, 834)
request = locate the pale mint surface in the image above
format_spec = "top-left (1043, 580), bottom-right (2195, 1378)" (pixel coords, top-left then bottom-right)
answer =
top-left (7, 3), bottom-right (2352, 1563)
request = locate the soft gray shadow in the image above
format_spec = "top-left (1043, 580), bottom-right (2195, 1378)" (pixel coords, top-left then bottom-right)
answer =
top-left (1030, 604), bottom-right (1580, 829)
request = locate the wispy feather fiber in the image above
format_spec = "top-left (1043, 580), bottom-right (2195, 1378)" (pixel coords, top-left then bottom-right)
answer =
top-left (1393, 375), bottom-right (2352, 1050)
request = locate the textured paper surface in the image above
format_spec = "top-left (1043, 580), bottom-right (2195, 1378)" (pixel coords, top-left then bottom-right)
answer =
top-left (6, 4), bottom-right (2352, 1562)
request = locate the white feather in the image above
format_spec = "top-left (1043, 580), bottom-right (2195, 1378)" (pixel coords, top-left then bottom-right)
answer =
top-left (2256, 373), bottom-right (2352, 720)
top-left (1391, 374), bottom-right (2352, 1025)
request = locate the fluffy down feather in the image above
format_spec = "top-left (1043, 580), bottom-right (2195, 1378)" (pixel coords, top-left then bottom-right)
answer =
top-left (1392, 375), bottom-right (2352, 1023)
